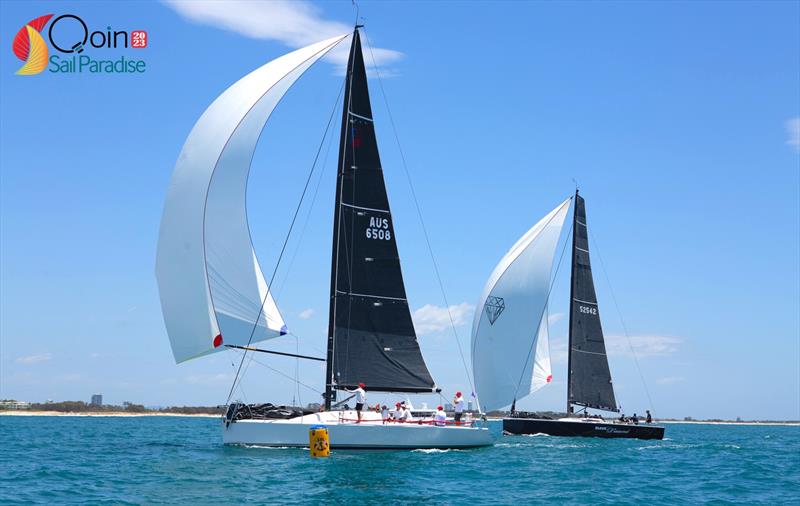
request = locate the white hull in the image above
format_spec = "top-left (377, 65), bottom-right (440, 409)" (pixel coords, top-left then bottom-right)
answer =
top-left (222, 410), bottom-right (494, 449)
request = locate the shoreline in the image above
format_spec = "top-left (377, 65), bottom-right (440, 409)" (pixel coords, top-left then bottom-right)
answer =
top-left (484, 417), bottom-right (799, 427)
top-left (0, 411), bottom-right (219, 418)
top-left (3, 412), bottom-right (798, 425)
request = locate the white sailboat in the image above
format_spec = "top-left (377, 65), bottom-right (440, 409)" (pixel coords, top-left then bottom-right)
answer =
top-left (156, 28), bottom-right (493, 449)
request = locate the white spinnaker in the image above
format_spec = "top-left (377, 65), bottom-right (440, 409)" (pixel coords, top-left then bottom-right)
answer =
top-left (471, 197), bottom-right (571, 411)
top-left (531, 305), bottom-right (553, 393)
top-left (156, 34), bottom-right (348, 364)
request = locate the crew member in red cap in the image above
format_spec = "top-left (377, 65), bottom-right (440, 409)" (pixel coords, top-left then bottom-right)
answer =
top-left (346, 382), bottom-right (367, 422)
top-left (434, 405), bottom-right (447, 426)
top-left (453, 391), bottom-right (465, 425)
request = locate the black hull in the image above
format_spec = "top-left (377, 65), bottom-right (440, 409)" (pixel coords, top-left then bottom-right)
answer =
top-left (503, 418), bottom-right (664, 440)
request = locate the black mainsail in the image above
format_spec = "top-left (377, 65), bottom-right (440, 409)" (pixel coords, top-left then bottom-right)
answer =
top-left (324, 30), bottom-right (435, 407)
top-left (567, 191), bottom-right (618, 413)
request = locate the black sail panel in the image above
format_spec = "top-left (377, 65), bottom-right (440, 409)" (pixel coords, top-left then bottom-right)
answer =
top-left (327, 30), bottom-right (435, 393)
top-left (568, 194), bottom-right (618, 412)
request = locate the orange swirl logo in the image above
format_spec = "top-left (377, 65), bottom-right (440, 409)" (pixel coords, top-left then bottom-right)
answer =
top-left (12, 14), bottom-right (53, 75)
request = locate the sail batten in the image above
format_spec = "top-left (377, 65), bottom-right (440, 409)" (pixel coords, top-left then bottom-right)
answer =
top-left (567, 193), bottom-right (618, 412)
top-left (471, 198), bottom-right (572, 411)
top-left (156, 34), bottom-right (348, 364)
top-left (326, 30), bottom-right (435, 397)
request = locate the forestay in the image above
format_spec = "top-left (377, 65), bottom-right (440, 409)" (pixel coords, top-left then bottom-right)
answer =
top-left (156, 34), bottom-right (348, 363)
top-left (471, 198), bottom-right (571, 411)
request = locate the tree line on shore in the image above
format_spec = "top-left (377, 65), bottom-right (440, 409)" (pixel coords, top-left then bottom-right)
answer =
top-left (0, 400), bottom-right (224, 415)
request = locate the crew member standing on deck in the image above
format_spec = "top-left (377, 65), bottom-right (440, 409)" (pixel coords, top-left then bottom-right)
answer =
top-left (453, 391), bottom-right (465, 424)
top-left (346, 382), bottom-right (367, 423)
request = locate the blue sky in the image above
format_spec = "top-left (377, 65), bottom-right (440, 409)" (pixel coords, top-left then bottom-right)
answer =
top-left (1, 0), bottom-right (798, 420)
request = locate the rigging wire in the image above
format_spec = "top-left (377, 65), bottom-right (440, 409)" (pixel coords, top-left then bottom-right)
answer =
top-left (224, 57), bottom-right (350, 405)
top-left (510, 217), bottom-right (574, 406)
top-left (275, 80), bottom-right (346, 299)
top-left (588, 226), bottom-right (657, 416)
top-left (361, 28), bottom-right (476, 403)
top-left (231, 348), bottom-right (323, 396)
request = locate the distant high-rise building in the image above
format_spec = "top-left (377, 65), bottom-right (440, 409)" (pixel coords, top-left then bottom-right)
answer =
top-left (90, 394), bottom-right (103, 406)
top-left (467, 400), bottom-right (473, 412)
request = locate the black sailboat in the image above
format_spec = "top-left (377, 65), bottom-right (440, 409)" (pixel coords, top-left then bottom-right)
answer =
top-left (502, 191), bottom-right (664, 440)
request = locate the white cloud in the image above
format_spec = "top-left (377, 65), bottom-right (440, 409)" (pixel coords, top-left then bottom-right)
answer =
top-left (656, 376), bottom-right (685, 385)
top-left (15, 353), bottom-right (53, 365)
top-left (89, 352), bottom-right (101, 359)
top-left (163, 0), bottom-right (403, 71)
top-left (412, 303), bottom-right (474, 336)
top-left (298, 308), bottom-right (314, 320)
top-left (606, 334), bottom-right (682, 358)
top-left (786, 117), bottom-right (800, 151)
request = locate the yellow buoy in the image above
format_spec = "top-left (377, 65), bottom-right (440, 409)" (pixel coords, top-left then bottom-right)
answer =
top-left (309, 425), bottom-right (330, 457)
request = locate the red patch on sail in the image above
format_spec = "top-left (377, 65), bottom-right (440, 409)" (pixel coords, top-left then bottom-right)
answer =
top-left (546, 374), bottom-right (553, 383)
top-left (213, 334), bottom-right (223, 348)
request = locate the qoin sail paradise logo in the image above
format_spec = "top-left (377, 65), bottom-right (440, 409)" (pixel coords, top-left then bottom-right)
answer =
top-left (12, 13), bottom-right (148, 76)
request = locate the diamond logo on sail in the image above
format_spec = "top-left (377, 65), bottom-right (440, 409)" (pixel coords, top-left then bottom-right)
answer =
top-left (484, 296), bottom-right (505, 325)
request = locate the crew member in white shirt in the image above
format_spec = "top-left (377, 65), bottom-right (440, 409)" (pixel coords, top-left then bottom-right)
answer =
top-left (453, 391), bottom-right (465, 424)
top-left (346, 382), bottom-right (367, 423)
top-left (434, 405), bottom-right (447, 426)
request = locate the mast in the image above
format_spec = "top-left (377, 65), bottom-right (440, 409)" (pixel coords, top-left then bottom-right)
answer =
top-left (566, 188), bottom-right (578, 416)
top-left (325, 27), bottom-right (360, 411)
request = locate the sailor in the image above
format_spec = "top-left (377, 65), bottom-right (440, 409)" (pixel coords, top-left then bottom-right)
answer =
top-left (631, 413), bottom-right (639, 425)
top-left (453, 391), bottom-right (465, 424)
top-left (346, 382), bottom-right (367, 423)
top-left (381, 405), bottom-right (389, 424)
top-left (434, 405), bottom-right (447, 427)
top-left (393, 402), bottom-right (403, 421)
top-left (397, 402), bottom-right (413, 422)
top-left (646, 410), bottom-right (653, 424)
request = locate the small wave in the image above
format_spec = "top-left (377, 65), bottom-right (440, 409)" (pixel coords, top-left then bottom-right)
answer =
top-left (412, 448), bottom-right (463, 454)
top-left (517, 432), bottom-right (550, 437)
top-left (240, 444), bottom-right (294, 450)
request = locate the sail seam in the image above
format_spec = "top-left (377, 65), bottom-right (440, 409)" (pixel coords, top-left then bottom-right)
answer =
top-left (348, 111), bottom-right (373, 122)
top-left (340, 202), bottom-right (390, 213)
top-left (572, 298), bottom-right (598, 305)
top-left (572, 349), bottom-right (608, 356)
top-left (336, 290), bottom-right (407, 301)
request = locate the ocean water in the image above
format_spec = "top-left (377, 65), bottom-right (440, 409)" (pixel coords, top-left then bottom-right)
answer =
top-left (1, 416), bottom-right (798, 505)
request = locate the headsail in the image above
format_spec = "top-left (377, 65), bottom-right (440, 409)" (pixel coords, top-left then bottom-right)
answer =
top-left (567, 193), bottom-right (618, 412)
top-left (531, 305), bottom-right (553, 393)
top-left (326, 30), bottom-right (436, 395)
top-left (156, 34), bottom-right (348, 363)
top-left (471, 198), bottom-right (571, 411)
